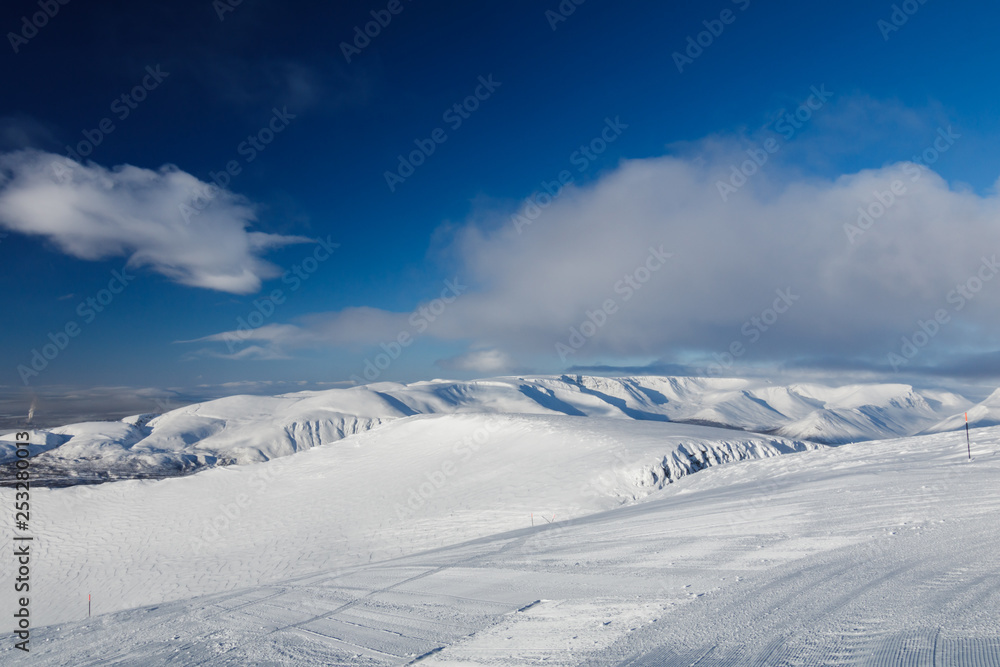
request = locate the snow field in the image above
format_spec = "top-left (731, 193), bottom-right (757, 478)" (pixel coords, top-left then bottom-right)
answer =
top-left (1, 414), bottom-right (811, 629)
top-left (3, 421), bottom-right (999, 664)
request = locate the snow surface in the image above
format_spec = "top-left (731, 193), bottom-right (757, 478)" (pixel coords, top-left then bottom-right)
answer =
top-left (1, 415), bottom-right (815, 629)
top-left (0, 375), bottom-right (973, 483)
top-left (2, 375), bottom-right (997, 665)
top-left (3, 417), bottom-right (999, 664)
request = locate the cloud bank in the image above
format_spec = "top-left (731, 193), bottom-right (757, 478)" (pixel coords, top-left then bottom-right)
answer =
top-left (192, 135), bottom-right (1000, 375)
top-left (0, 150), bottom-right (311, 294)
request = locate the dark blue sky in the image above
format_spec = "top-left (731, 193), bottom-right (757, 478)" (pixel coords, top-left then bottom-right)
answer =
top-left (4, 0), bottom-right (1000, 414)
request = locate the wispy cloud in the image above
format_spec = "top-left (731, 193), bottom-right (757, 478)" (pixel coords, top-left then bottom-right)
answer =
top-left (437, 348), bottom-right (516, 374)
top-left (182, 345), bottom-right (292, 361)
top-left (0, 150), bottom-right (311, 294)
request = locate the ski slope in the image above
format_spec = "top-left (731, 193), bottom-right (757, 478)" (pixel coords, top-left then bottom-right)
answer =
top-left (3, 418), bottom-right (999, 665)
top-left (0, 414), bottom-right (815, 629)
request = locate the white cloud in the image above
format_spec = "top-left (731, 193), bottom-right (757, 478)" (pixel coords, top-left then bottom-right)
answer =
top-left (190, 136), bottom-right (1000, 371)
top-left (437, 348), bottom-right (515, 374)
top-left (182, 309), bottom-right (412, 348)
top-left (182, 345), bottom-right (292, 361)
top-left (0, 150), bottom-right (311, 294)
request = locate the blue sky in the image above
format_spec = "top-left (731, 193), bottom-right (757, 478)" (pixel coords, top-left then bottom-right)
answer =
top-left (4, 0), bottom-right (1000, 419)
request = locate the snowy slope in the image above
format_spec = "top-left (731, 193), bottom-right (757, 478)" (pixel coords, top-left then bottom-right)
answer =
top-left (0, 376), bottom-right (973, 483)
top-left (0, 414), bottom-right (815, 629)
top-left (926, 387), bottom-right (1000, 433)
top-left (4, 422), bottom-right (999, 665)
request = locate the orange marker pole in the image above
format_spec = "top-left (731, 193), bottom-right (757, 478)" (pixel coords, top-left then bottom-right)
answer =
top-left (966, 412), bottom-right (971, 460)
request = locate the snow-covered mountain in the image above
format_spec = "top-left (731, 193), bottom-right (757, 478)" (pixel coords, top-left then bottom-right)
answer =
top-left (925, 387), bottom-right (1000, 433)
top-left (0, 375), bottom-right (974, 484)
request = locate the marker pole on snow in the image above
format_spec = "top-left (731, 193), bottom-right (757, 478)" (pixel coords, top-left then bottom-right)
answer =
top-left (966, 412), bottom-right (972, 460)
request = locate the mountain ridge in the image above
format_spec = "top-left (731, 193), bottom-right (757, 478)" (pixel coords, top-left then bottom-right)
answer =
top-left (0, 374), bottom-right (985, 484)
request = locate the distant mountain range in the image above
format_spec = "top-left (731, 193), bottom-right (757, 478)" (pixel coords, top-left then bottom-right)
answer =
top-left (0, 375), bottom-right (989, 485)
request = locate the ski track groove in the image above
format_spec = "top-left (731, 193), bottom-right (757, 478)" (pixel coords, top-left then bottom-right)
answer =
top-left (602, 512), bottom-right (1000, 667)
top-left (179, 541), bottom-right (527, 666)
